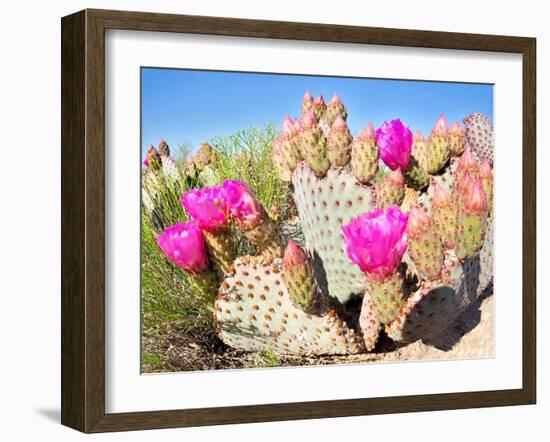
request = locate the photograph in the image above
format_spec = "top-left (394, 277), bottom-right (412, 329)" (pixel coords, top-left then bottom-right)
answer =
top-left (140, 68), bottom-right (495, 373)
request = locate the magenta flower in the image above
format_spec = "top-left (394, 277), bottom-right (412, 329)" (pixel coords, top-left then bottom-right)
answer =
top-left (222, 180), bottom-right (264, 229)
top-left (375, 119), bottom-right (413, 170)
top-left (342, 206), bottom-right (408, 280)
top-left (180, 186), bottom-right (230, 232)
top-left (156, 222), bottom-right (209, 274)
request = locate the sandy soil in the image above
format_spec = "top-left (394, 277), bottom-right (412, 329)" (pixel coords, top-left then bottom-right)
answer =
top-left (143, 288), bottom-right (493, 373)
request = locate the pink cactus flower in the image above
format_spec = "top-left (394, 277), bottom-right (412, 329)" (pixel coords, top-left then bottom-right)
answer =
top-left (342, 205), bottom-right (408, 280)
top-left (142, 157), bottom-right (149, 167)
top-left (283, 239), bottom-right (308, 268)
top-left (375, 119), bottom-right (413, 170)
top-left (180, 186), bottom-right (230, 232)
top-left (155, 222), bottom-right (209, 274)
top-left (432, 182), bottom-right (451, 208)
top-left (222, 180), bottom-right (264, 229)
top-left (449, 121), bottom-right (465, 136)
top-left (464, 179), bottom-right (487, 214)
top-left (432, 114), bottom-right (448, 136)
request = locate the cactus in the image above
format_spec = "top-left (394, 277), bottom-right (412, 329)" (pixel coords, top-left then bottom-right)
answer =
top-left (215, 257), bottom-right (364, 355)
top-left (282, 240), bottom-right (318, 311)
top-left (350, 123), bottom-right (379, 184)
top-left (148, 91), bottom-right (494, 358)
top-left (426, 115), bottom-right (451, 174)
top-left (463, 112), bottom-right (494, 165)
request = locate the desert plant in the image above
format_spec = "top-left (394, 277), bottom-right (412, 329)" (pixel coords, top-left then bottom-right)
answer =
top-left (147, 92), bottom-right (494, 357)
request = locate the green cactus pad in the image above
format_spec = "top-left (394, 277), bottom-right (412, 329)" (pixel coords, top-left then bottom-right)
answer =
top-left (301, 128), bottom-right (330, 177)
top-left (375, 180), bottom-right (405, 208)
top-left (358, 294), bottom-right (382, 350)
top-left (327, 130), bottom-right (351, 169)
top-left (400, 187), bottom-right (419, 213)
top-left (463, 113), bottom-right (493, 165)
top-left (283, 257), bottom-right (317, 311)
top-left (292, 162), bottom-right (377, 304)
top-left (242, 217), bottom-right (283, 260)
top-left (407, 223), bottom-right (445, 280)
top-left (455, 210), bottom-right (488, 261)
top-left (433, 203), bottom-right (457, 250)
top-left (449, 133), bottom-right (466, 157)
top-left (350, 137), bottom-right (379, 184)
top-left (368, 272), bottom-right (405, 324)
top-left (203, 229), bottom-right (236, 275)
top-left (426, 135), bottom-right (450, 174)
top-left (404, 156), bottom-right (429, 190)
top-left (215, 258), bottom-right (364, 355)
top-left (387, 225), bottom-right (493, 343)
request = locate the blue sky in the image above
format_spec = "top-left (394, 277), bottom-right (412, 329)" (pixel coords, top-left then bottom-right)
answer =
top-left (141, 68), bottom-right (493, 157)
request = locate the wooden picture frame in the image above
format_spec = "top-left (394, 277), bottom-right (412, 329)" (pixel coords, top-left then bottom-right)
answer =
top-left (61, 8), bottom-right (536, 433)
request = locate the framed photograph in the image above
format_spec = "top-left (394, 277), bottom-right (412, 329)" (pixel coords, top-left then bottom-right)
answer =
top-left (61, 9), bottom-right (536, 433)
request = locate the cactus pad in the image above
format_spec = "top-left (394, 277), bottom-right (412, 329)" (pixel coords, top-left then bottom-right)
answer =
top-left (463, 113), bottom-right (494, 165)
top-left (292, 162), bottom-right (377, 304)
top-left (215, 258), bottom-right (364, 355)
top-left (387, 222), bottom-right (493, 343)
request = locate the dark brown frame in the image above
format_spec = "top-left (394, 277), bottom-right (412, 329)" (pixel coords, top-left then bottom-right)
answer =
top-left (61, 8), bottom-right (536, 433)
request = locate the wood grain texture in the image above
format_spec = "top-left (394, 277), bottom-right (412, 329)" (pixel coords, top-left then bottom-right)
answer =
top-left (60, 8), bottom-right (537, 433)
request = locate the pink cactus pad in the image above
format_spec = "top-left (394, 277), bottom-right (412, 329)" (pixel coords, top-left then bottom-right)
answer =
top-left (432, 114), bottom-right (449, 136)
top-left (283, 239), bottom-right (308, 267)
top-left (449, 121), bottom-right (465, 136)
top-left (464, 179), bottom-right (487, 214)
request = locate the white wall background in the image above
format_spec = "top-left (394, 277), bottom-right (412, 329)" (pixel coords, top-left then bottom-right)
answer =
top-left (0, 0), bottom-right (545, 439)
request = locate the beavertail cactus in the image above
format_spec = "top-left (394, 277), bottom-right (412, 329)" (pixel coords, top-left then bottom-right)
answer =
top-left (463, 112), bottom-right (494, 165)
top-left (342, 206), bottom-right (408, 323)
top-left (282, 240), bottom-right (318, 311)
top-left (215, 257), bottom-right (364, 355)
top-left (350, 123), bottom-right (379, 184)
top-left (326, 94), bottom-right (348, 125)
top-left (150, 91), bottom-right (494, 358)
top-left (406, 206), bottom-right (444, 279)
top-left (327, 115), bottom-right (352, 168)
top-left (301, 109), bottom-right (330, 177)
top-left (426, 115), bottom-right (451, 174)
